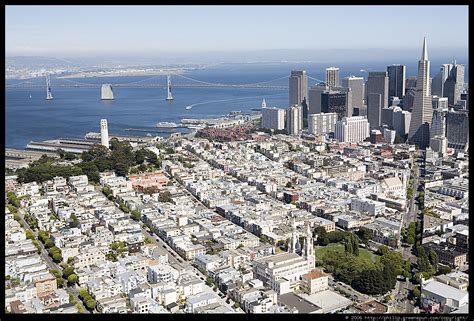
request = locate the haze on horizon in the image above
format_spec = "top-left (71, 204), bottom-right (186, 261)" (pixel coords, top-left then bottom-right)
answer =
top-left (5, 5), bottom-right (469, 64)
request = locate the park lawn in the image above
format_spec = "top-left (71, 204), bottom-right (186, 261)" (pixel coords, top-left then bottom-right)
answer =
top-left (314, 243), bottom-right (381, 262)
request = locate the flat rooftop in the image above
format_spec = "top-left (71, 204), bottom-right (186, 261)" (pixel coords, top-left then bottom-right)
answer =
top-left (277, 293), bottom-right (321, 314)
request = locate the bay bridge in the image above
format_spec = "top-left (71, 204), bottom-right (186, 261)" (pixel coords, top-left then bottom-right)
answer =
top-left (5, 73), bottom-right (325, 91)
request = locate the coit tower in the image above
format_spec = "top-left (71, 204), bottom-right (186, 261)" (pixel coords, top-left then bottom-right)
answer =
top-left (100, 119), bottom-right (109, 148)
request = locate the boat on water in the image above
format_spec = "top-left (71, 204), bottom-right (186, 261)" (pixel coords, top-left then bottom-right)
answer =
top-left (185, 106), bottom-right (192, 110)
top-left (156, 121), bottom-right (178, 128)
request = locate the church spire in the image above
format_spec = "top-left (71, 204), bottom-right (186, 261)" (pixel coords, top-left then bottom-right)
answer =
top-left (421, 37), bottom-right (428, 61)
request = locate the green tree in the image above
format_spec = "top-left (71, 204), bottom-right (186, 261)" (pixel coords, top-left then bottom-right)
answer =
top-left (67, 274), bottom-right (78, 285)
top-left (69, 213), bottom-right (79, 228)
top-left (44, 239), bottom-right (55, 248)
top-left (413, 286), bottom-right (421, 299)
top-left (52, 253), bottom-right (63, 263)
top-left (131, 210), bottom-right (141, 221)
top-left (56, 277), bottom-right (65, 288)
top-left (437, 265), bottom-right (452, 275)
top-left (77, 162), bottom-right (100, 183)
top-left (376, 245), bottom-right (389, 256)
top-left (159, 191), bottom-right (172, 203)
top-left (25, 230), bottom-right (34, 240)
top-left (51, 269), bottom-right (61, 278)
top-left (81, 144), bottom-right (109, 162)
top-left (63, 266), bottom-right (75, 278)
top-left (356, 227), bottom-right (373, 246)
top-left (79, 289), bottom-right (89, 299)
top-left (6, 191), bottom-right (20, 208)
top-left (428, 249), bottom-right (439, 267)
top-left (85, 298), bottom-right (97, 310)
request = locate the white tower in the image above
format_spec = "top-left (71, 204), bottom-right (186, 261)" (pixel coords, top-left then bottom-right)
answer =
top-left (288, 216), bottom-right (298, 254)
top-left (101, 84), bottom-right (114, 100)
top-left (304, 223), bottom-right (315, 270)
top-left (45, 74), bottom-right (53, 100)
top-left (166, 75), bottom-right (173, 101)
top-left (100, 119), bottom-right (109, 149)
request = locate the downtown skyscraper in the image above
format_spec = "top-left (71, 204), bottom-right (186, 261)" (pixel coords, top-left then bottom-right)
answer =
top-left (408, 37), bottom-right (432, 149)
top-left (289, 70), bottom-right (308, 122)
top-left (387, 65), bottom-right (406, 100)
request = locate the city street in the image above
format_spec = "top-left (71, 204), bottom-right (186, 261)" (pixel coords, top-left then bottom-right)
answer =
top-left (17, 209), bottom-right (89, 313)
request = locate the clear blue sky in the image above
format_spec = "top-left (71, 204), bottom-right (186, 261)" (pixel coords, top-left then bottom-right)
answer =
top-left (6, 5), bottom-right (469, 56)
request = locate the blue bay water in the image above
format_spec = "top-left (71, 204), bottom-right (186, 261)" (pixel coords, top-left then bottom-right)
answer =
top-left (6, 62), bottom-right (464, 149)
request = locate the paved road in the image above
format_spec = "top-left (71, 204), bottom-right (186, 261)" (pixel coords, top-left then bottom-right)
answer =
top-left (17, 209), bottom-right (89, 313)
top-left (392, 153), bottom-right (423, 311)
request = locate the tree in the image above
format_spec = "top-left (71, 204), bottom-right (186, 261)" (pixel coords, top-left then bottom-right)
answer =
top-left (356, 227), bottom-right (373, 246)
top-left (437, 265), bottom-right (452, 275)
top-left (77, 162), bottom-right (100, 183)
top-left (144, 237), bottom-right (152, 244)
top-left (376, 245), bottom-right (389, 256)
top-left (413, 286), bottom-right (421, 299)
top-left (56, 277), bottom-right (65, 288)
top-left (67, 274), bottom-right (78, 285)
top-left (81, 144), bottom-right (109, 162)
top-left (51, 269), bottom-right (61, 278)
top-left (44, 238), bottom-right (55, 248)
top-left (25, 230), bottom-right (34, 240)
top-left (344, 236), bottom-right (353, 255)
top-left (69, 213), bottom-right (79, 228)
top-left (131, 210), bottom-right (141, 221)
top-left (6, 191), bottom-right (20, 208)
top-left (85, 298), bottom-right (97, 310)
top-left (52, 253), bottom-right (63, 263)
top-left (428, 249), bottom-right (439, 267)
top-left (79, 289), bottom-right (89, 299)
top-left (159, 191), bottom-right (172, 203)
top-left (63, 266), bottom-right (75, 278)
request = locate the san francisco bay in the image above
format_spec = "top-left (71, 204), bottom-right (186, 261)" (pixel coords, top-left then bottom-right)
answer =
top-left (5, 61), bottom-right (456, 149)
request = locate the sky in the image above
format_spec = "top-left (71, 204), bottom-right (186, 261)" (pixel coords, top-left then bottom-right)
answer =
top-left (5, 5), bottom-right (469, 60)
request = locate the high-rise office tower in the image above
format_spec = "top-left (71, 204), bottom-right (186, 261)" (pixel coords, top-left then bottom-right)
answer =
top-left (408, 38), bottom-right (432, 149)
top-left (342, 76), bottom-right (364, 109)
top-left (430, 108), bottom-right (447, 139)
top-left (444, 63), bottom-right (465, 106)
top-left (392, 107), bottom-right (411, 137)
top-left (308, 83), bottom-right (328, 114)
top-left (325, 67), bottom-right (340, 89)
top-left (334, 116), bottom-right (370, 143)
top-left (307, 113), bottom-right (338, 136)
top-left (286, 104), bottom-right (303, 135)
top-left (366, 72), bottom-right (389, 128)
top-left (405, 76), bottom-right (417, 94)
top-left (321, 89), bottom-right (352, 119)
top-left (381, 106), bottom-right (396, 128)
top-left (432, 96), bottom-right (448, 110)
top-left (431, 64), bottom-right (452, 97)
top-left (289, 71), bottom-right (308, 121)
top-left (262, 107), bottom-right (286, 130)
top-left (387, 65), bottom-right (406, 99)
top-left (100, 119), bottom-right (109, 149)
top-left (446, 109), bottom-right (469, 151)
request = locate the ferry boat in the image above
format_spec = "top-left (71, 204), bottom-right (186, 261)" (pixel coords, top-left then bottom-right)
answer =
top-left (156, 122), bottom-right (178, 128)
top-left (185, 106), bottom-right (192, 110)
